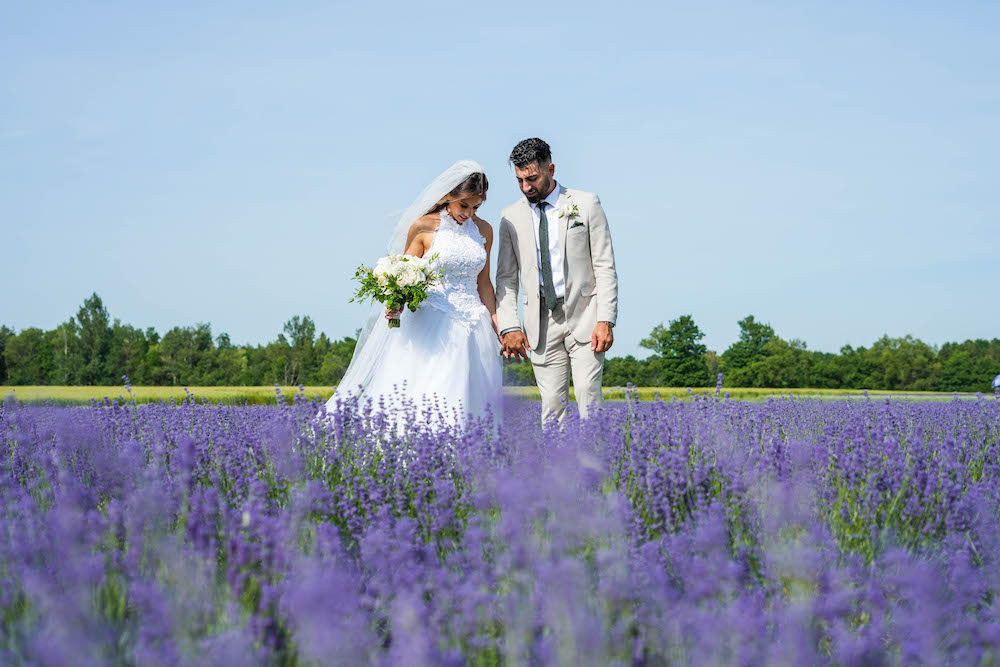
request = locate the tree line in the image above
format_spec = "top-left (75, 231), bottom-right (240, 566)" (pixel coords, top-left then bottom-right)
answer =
top-left (2, 294), bottom-right (998, 392)
top-left (0, 294), bottom-right (357, 387)
top-left (594, 314), bottom-right (999, 393)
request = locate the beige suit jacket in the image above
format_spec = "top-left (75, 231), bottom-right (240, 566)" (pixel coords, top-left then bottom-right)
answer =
top-left (495, 187), bottom-right (619, 350)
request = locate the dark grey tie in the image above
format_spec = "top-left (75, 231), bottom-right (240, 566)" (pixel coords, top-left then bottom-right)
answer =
top-left (538, 202), bottom-right (558, 308)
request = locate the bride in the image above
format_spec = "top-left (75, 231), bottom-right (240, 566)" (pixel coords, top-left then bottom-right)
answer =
top-left (327, 160), bottom-right (503, 427)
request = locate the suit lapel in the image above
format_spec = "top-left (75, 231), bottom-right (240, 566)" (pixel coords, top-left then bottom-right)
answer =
top-left (555, 187), bottom-right (570, 261)
top-left (518, 198), bottom-right (533, 235)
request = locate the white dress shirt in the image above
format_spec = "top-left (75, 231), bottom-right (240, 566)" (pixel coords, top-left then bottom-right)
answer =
top-left (531, 183), bottom-right (566, 299)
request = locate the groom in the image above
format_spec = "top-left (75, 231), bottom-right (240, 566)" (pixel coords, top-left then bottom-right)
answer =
top-left (496, 138), bottom-right (619, 423)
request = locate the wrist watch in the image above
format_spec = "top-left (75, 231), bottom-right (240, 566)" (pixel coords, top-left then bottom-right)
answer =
top-left (600, 321), bottom-right (615, 329)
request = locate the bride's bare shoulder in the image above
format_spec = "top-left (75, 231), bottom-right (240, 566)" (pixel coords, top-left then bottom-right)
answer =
top-left (409, 212), bottom-right (441, 234)
top-left (473, 215), bottom-right (493, 241)
top-left (406, 212), bottom-right (438, 239)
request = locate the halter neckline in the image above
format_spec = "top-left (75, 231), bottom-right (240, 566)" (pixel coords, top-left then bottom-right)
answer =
top-left (441, 209), bottom-right (465, 226)
top-left (435, 208), bottom-right (486, 245)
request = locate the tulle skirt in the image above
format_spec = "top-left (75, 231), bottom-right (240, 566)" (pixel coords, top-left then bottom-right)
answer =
top-left (328, 304), bottom-right (503, 429)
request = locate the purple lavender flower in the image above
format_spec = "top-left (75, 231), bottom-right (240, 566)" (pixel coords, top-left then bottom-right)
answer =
top-left (1, 390), bottom-right (999, 662)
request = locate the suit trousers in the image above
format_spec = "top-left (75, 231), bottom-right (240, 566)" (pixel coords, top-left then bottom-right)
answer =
top-left (531, 300), bottom-right (605, 423)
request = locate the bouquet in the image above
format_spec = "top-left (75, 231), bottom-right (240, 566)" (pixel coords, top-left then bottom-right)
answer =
top-left (351, 253), bottom-right (442, 328)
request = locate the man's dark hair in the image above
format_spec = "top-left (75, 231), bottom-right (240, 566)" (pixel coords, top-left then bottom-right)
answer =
top-left (509, 138), bottom-right (552, 168)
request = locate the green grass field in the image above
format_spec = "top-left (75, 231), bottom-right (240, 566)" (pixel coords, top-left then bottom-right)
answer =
top-left (0, 385), bottom-right (990, 406)
top-left (0, 386), bottom-right (335, 406)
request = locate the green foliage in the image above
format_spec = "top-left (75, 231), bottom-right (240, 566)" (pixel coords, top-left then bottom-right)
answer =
top-left (2, 296), bottom-right (357, 388)
top-left (937, 339), bottom-right (1000, 392)
top-left (48, 320), bottom-right (83, 384)
top-left (720, 315), bottom-right (776, 383)
top-left (0, 325), bottom-right (11, 384)
top-left (280, 316), bottom-right (316, 386)
top-left (603, 355), bottom-right (654, 387)
top-left (731, 338), bottom-right (812, 388)
top-left (639, 315), bottom-right (711, 387)
top-left (5, 297), bottom-right (1000, 393)
top-left (5, 327), bottom-right (52, 384)
top-left (77, 293), bottom-right (113, 385)
top-left (502, 359), bottom-right (536, 386)
top-left (704, 350), bottom-right (719, 381)
top-left (613, 316), bottom-right (998, 393)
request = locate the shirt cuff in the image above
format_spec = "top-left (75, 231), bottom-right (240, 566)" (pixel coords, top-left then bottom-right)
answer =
top-left (500, 327), bottom-right (522, 337)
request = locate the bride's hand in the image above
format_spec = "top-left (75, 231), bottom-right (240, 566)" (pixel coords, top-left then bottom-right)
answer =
top-left (386, 306), bottom-right (403, 320)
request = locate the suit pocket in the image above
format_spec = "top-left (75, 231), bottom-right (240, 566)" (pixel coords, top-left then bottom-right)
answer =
top-left (570, 221), bottom-right (585, 229)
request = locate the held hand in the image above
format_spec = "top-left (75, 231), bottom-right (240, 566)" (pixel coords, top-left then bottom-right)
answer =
top-left (385, 306), bottom-right (403, 320)
top-left (591, 322), bottom-right (614, 353)
top-left (501, 330), bottom-right (532, 362)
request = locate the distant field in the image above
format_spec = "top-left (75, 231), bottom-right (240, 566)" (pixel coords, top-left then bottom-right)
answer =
top-left (0, 385), bottom-right (991, 406)
top-left (0, 386), bottom-right (333, 406)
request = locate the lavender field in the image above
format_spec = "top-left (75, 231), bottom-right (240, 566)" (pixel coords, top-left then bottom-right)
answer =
top-left (2, 389), bottom-right (1000, 665)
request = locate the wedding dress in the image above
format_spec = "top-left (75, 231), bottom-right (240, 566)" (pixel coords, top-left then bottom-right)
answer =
top-left (328, 208), bottom-right (502, 428)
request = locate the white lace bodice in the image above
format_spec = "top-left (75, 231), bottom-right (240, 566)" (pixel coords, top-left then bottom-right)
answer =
top-left (423, 210), bottom-right (488, 327)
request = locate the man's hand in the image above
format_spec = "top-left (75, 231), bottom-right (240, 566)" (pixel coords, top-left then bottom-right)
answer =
top-left (591, 322), bottom-right (614, 353)
top-left (501, 330), bottom-right (532, 362)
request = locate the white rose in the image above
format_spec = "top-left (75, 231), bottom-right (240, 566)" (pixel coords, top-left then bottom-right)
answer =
top-left (403, 266), bottom-right (426, 287)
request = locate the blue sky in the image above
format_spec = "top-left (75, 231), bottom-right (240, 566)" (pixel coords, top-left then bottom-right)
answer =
top-left (2, 1), bottom-right (998, 358)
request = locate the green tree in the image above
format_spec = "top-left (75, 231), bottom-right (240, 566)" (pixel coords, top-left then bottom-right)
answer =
top-left (269, 336), bottom-right (295, 386)
top-left (720, 315), bottom-right (776, 384)
top-left (106, 321), bottom-right (150, 385)
top-left (282, 316), bottom-right (316, 385)
top-left (213, 346), bottom-right (249, 385)
top-left (76, 293), bottom-right (113, 384)
top-left (937, 339), bottom-right (1000, 392)
top-left (45, 319), bottom-right (83, 384)
top-left (736, 338), bottom-right (812, 388)
top-left (806, 350), bottom-right (840, 388)
top-left (208, 331), bottom-right (247, 385)
top-left (242, 345), bottom-right (270, 385)
top-left (159, 324), bottom-right (214, 385)
top-left (0, 325), bottom-right (14, 384)
top-left (502, 359), bottom-right (536, 386)
top-left (823, 345), bottom-right (874, 389)
top-left (319, 335), bottom-right (358, 386)
top-left (602, 355), bottom-right (651, 387)
top-left (704, 350), bottom-right (720, 383)
top-left (937, 349), bottom-right (978, 392)
top-left (4, 328), bottom-right (53, 385)
top-left (639, 315), bottom-right (711, 387)
top-left (862, 335), bottom-right (939, 391)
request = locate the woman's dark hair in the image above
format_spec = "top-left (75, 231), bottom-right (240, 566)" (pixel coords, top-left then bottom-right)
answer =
top-left (429, 171), bottom-right (489, 214)
top-left (509, 138), bottom-right (552, 168)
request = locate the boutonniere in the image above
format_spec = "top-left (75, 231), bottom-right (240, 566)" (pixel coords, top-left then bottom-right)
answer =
top-left (558, 203), bottom-right (580, 220)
